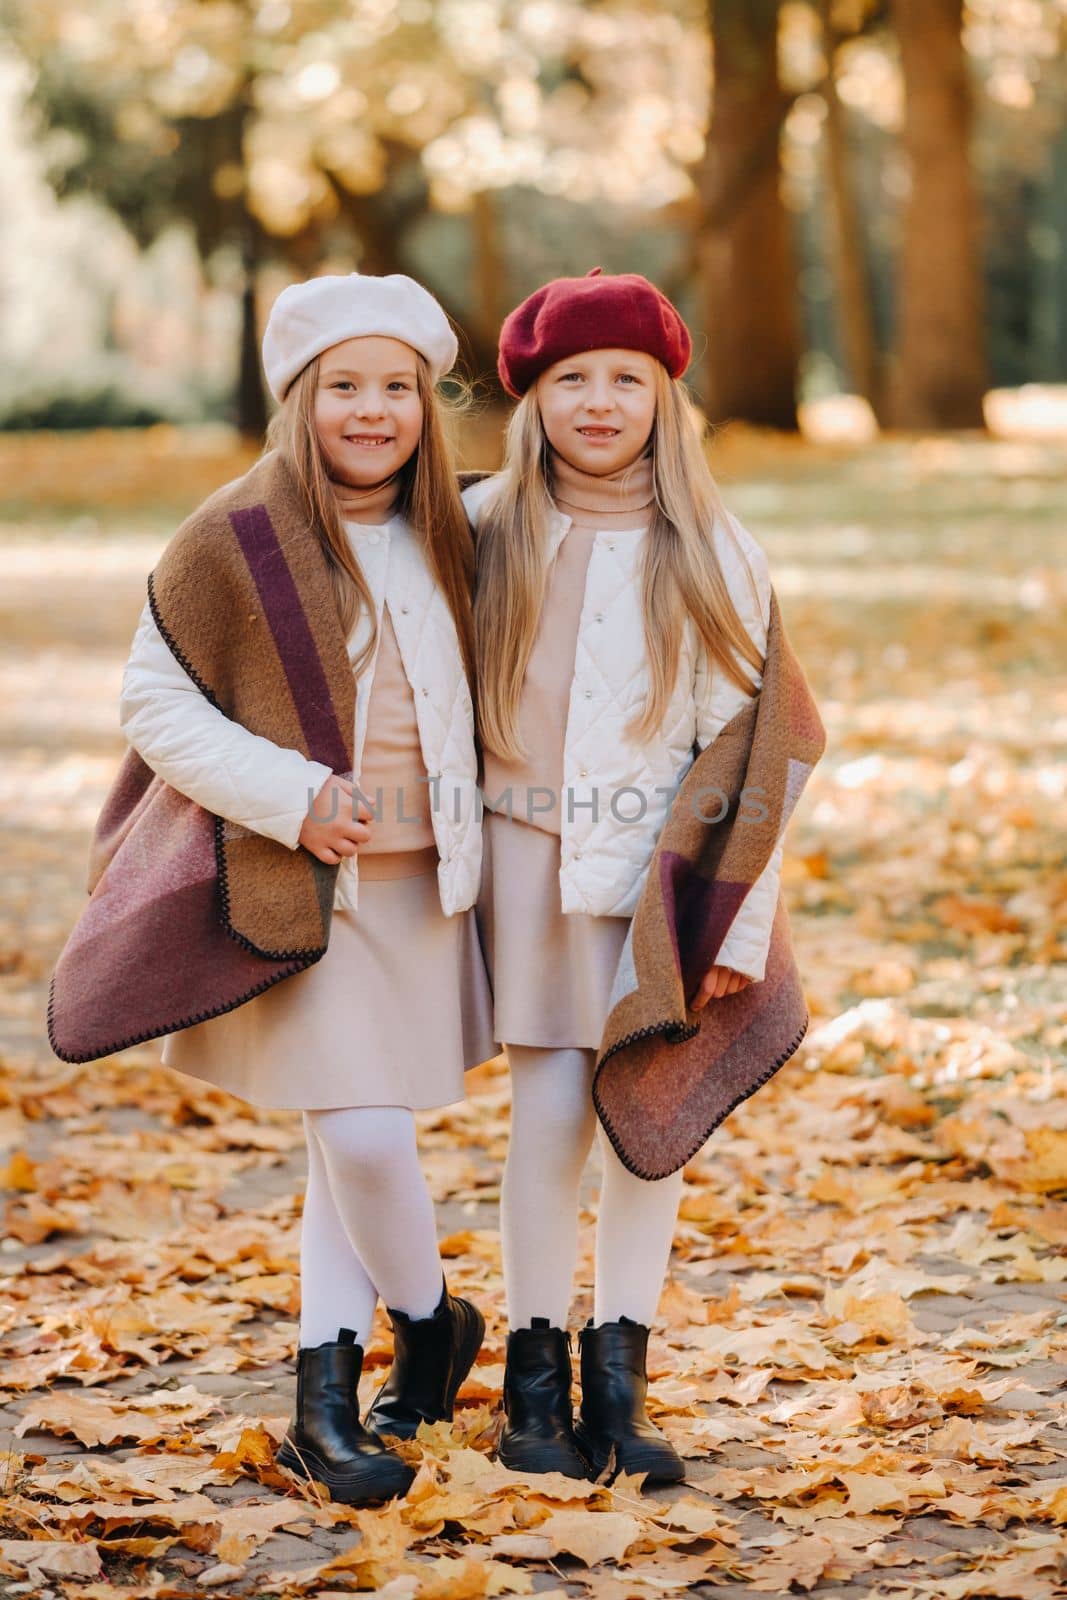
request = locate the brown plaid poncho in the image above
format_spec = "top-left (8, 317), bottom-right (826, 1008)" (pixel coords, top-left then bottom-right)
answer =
top-left (594, 587), bottom-right (826, 1179)
top-left (48, 452), bottom-right (354, 1064)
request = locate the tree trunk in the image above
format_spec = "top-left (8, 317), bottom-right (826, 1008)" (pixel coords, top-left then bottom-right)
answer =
top-left (1031, 123), bottom-right (1067, 381)
top-left (351, 213), bottom-right (405, 277)
top-left (464, 189), bottom-right (507, 385)
top-left (236, 225), bottom-right (267, 439)
top-left (819, 5), bottom-right (887, 423)
top-left (698, 0), bottom-right (800, 429)
top-left (889, 0), bottom-right (988, 428)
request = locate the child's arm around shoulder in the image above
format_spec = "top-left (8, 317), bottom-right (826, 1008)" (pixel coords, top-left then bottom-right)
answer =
top-left (119, 600), bottom-right (334, 850)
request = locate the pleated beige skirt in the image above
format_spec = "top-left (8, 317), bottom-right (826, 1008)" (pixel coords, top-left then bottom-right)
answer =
top-left (477, 811), bottom-right (630, 1050)
top-left (161, 850), bottom-right (497, 1111)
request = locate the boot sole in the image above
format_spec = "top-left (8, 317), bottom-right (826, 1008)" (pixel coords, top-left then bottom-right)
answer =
top-left (368, 1300), bottom-right (487, 1440)
top-left (497, 1435), bottom-right (592, 1479)
top-left (573, 1426), bottom-right (686, 1485)
top-left (277, 1439), bottom-right (414, 1503)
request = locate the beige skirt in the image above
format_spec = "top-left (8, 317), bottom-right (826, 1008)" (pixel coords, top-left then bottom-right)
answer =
top-left (162, 851), bottom-right (497, 1111)
top-left (477, 811), bottom-right (630, 1050)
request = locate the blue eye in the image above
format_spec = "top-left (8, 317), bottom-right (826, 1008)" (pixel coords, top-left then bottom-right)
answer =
top-left (387, 381), bottom-right (411, 391)
top-left (618, 373), bottom-right (639, 384)
top-left (559, 372), bottom-right (583, 383)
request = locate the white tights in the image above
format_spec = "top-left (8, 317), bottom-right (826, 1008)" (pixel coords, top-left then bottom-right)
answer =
top-left (501, 1044), bottom-right (684, 1330)
top-left (298, 1106), bottom-right (444, 1348)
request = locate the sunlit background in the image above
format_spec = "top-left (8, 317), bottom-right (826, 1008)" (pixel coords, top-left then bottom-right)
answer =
top-left (0, 0), bottom-right (1065, 440)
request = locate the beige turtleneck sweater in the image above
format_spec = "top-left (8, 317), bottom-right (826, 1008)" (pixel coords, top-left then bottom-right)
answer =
top-left (483, 450), bottom-right (655, 835)
top-left (333, 474), bottom-right (436, 875)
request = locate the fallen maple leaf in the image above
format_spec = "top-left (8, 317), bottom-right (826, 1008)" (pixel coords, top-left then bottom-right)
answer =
top-left (0, 1539), bottom-right (103, 1578)
top-left (210, 1422), bottom-right (278, 1481)
top-left (492, 1508), bottom-right (646, 1567)
top-left (14, 1386), bottom-right (220, 1446)
top-left (743, 1533), bottom-right (852, 1591)
top-left (861, 1380), bottom-right (945, 1429)
top-left (0, 1150), bottom-right (37, 1190)
top-left (824, 1288), bottom-right (919, 1347)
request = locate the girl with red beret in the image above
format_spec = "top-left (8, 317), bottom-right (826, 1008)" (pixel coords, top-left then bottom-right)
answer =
top-left (464, 270), bottom-right (778, 1483)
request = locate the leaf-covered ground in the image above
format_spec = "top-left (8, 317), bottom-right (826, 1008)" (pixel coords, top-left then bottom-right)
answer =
top-left (1, 426), bottom-right (1065, 1598)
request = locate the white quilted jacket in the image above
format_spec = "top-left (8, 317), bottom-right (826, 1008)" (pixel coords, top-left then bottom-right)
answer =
top-left (463, 476), bottom-right (782, 982)
top-left (119, 513), bottom-right (481, 917)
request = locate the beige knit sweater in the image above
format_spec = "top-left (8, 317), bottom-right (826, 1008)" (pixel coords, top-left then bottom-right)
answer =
top-left (334, 476), bottom-right (436, 871)
top-left (483, 450), bottom-right (654, 835)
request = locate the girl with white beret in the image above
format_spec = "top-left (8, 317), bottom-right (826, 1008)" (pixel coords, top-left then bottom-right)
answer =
top-left (112, 273), bottom-right (495, 1503)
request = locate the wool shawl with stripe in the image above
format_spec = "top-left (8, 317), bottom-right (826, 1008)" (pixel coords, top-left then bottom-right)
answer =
top-left (48, 452), bottom-right (354, 1064)
top-left (594, 587), bottom-right (826, 1179)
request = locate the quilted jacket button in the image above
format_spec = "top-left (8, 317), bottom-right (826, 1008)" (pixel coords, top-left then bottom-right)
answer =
top-left (584, 688), bottom-right (592, 699)
top-left (400, 605), bottom-right (409, 614)
top-left (595, 612), bottom-right (604, 622)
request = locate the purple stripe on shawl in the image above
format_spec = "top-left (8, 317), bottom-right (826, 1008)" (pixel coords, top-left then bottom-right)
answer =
top-left (659, 851), bottom-right (749, 990)
top-left (229, 504), bottom-right (350, 771)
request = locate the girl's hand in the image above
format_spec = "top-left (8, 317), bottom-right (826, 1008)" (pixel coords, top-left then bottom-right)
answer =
top-left (299, 775), bottom-right (374, 865)
top-left (690, 964), bottom-right (753, 1011)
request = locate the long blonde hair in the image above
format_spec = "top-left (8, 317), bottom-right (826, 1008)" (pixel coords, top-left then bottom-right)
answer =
top-left (474, 365), bottom-right (765, 760)
top-left (266, 354), bottom-right (476, 686)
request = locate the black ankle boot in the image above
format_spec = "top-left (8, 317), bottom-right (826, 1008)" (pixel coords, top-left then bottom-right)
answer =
top-left (276, 1328), bottom-right (414, 1503)
top-left (365, 1281), bottom-right (485, 1440)
top-left (498, 1318), bottom-right (591, 1479)
top-left (574, 1316), bottom-right (685, 1484)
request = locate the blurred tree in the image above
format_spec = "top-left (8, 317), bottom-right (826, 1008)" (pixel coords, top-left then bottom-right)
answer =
top-left (814, 0), bottom-right (889, 423)
top-left (16, 48), bottom-right (269, 431)
top-left (7, 1), bottom-right (508, 429)
top-left (8, 0), bottom-right (711, 420)
top-left (699, 0), bottom-right (801, 429)
top-left (415, 1), bottom-right (707, 379)
top-left (889, 0), bottom-right (989, 426)
top-left (962, 0), bottom-right (1067, 389)
top-left (1030, 125), bottom-right (1067, 381)
top-left (9, 0), bottom-right (1062, 437)
top-left (779, 0), bottom-right (1067, 409)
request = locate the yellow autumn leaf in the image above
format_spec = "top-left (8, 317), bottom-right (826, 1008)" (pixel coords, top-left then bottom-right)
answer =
top-left (492, 1509), bottom-right (646, 1567)
top-left (0, 1151), bottom-right (37, 1191)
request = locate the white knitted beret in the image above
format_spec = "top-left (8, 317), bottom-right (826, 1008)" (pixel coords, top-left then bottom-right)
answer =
top-left (261, 272), bottom-right (458, 400)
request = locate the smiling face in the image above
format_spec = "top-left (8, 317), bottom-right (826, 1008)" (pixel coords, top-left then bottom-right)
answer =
top-left (534, 347), bottom-right (659, 476)
top-left (313, 335), bottom-right (424, 486)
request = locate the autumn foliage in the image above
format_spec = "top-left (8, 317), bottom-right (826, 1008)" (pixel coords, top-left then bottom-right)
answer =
top-left (0, 425), bottom-right (1065, 1596)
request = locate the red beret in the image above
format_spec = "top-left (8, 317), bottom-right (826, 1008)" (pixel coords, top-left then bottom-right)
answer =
top-left (497, 268), bottom-right (692, 398)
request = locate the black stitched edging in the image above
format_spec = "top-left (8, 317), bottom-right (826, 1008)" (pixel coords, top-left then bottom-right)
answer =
top-left (214, 814), bottom-right (335, 962)
top-left (45, 948), bottom-right (323, 1065)
top-left (599, 1018), bottom-right (700, 1068)
top-left (147, 570), bottom-right (223, 710)
top-left (149, 570), bottom-right (337, 964)
top-left (592, 1014), bottom-right (810, 1182)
